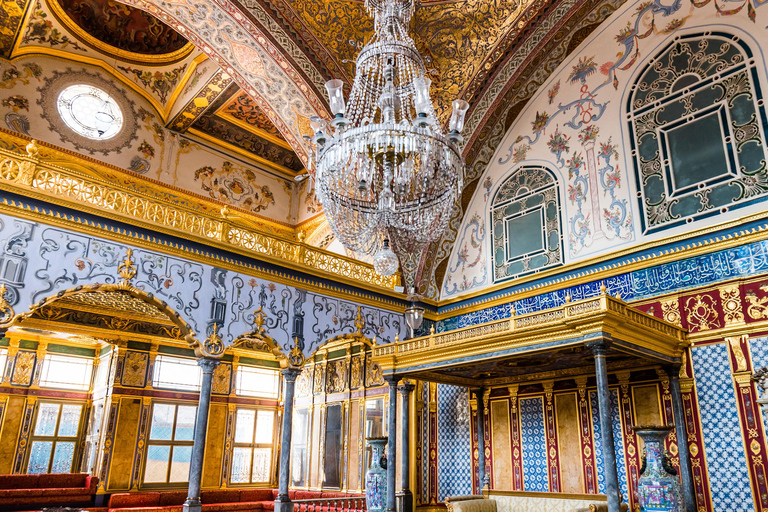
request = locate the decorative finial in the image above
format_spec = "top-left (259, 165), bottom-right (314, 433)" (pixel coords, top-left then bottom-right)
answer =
top-left (354, 305), bottom-right (365, 335)
top-left (430, 324), bottom-right (435, 335)
top-left (395, 333), bottom-right (400, 343)
top-left (565, 293), bottom-right (572, 303)
top-left (118, 249), bottom-right (137, 282)
top-left (600, 283), bottom-right (607, 294)
top-left (204, 323), bottom-right (224, 356)
top-left (289, 337), bottom-right (305, 368)
top-left (297, 231), bottom-right (306, 243)
top-left (26, 139), bottom-right (39, 158)
top-left (253, 307), bottom-right (267, 335)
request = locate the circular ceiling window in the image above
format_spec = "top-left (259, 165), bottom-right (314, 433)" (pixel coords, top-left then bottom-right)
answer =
top-left (56, 84), bottom-right (123, 140)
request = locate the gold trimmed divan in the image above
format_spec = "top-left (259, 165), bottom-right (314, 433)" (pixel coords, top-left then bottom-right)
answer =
top-left (445, 491), bottom-right (628, 512)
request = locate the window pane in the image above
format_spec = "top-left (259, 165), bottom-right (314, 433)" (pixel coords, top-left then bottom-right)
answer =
top-left (252, 448), bottom-right (271, 482)
top-left (40, 354), bottom-right (93, 391)
top-left (235, 410), bottom-right (255, 444)
top-left (174, 406), bottom-right (197, 441)
top-left (255, 410), bottom-right (274, 443)
top-left (231, 447), bottom-right (252, 483)
top-left (149, 404), bottom-right (175, 441)
top-left (51, 441), bottom-right (76, 473)
top-left (153, 356), bottom-right (202, 391)
top-left (57, 404), bottom-right (82, 437)
top-left (34, 403), bottom-right (60, 436)
top-left (144, 445), bottom-right (170, 483)
top-left (0, 349), bottom-right (7, 378)
top-left (235, 367), bottom-right (279, 398)
top-left (28, 441), bottom-right (53, 474)
top-left (169, 446), bottom-right (192, 482)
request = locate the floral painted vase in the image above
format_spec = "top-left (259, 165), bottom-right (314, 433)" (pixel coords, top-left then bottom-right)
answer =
top-left (365, 437), bottom-right (388, 512)
top-left (632, 426), bottom-right (684, 512)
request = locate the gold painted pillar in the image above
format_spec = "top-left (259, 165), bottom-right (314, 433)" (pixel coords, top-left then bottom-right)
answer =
top-left (508, 385), bottom-right (523, 491)
top-left (575, 376), bottom-right (598, 494)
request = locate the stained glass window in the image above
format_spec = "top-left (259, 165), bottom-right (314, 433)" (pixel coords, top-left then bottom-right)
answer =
top-left (490, 166), bottom-right (562, 283)
top-left (230, 408), bottom-right (276, 484)
top-left (27, 402), bottom-right (83, 474)
top-left (235, 366), bottom-right (279, 398)
top-left (143, 403), bottom-right (197, 484)
top-left (152, 355), bottom-right (202, 391)
top-left (628, 33), bottom-right (768, 234)
top-left (39, 354), bottom-right (94, 391)
top-left (56, 84), bottom-right (123, 140)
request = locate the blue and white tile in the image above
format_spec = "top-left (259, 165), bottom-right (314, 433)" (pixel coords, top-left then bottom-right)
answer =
top-left (437, 384), bottom-right (472, 501)
top-left (590, 389), bottom-right (628, 500)
top-left (519, 397), bottom-right (548, 492)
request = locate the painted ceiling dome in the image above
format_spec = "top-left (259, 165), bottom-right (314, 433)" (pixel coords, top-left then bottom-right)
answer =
top-left (55, 0), bottom-right (188, 56)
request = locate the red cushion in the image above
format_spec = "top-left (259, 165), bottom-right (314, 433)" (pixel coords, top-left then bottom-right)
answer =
top-left (201, 490), bottom-right (241, 504)
top-left (87, 475), bottom-right (100, 493)
top-left (294, 491), bottom-right (323, 500)
top-left (159, 491), bottom-right (188, 506)
top-left (203, 503), bottom-right (263, 512)
top-left (39, 487), bottom-right (90, 496)
top-left (272, 490), bottom-right (280, 499)
top-left (0, 474), bottom-right (40, 489)
top-left (110, 492), bottom-right (162, 508)
top-left (262, 502), bottom-right (275, 511)
top-left (38, 473), bottom-right (87, 488)
top-left (240, 489), bottom-right (275, 502)
top-left (109, 507), bottom-right (181, 512)
top-left (0, 489), bottom-right (43, 498)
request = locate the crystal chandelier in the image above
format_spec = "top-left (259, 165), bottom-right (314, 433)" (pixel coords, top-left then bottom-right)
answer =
top-left (307, 0), bottom-right (468, 297)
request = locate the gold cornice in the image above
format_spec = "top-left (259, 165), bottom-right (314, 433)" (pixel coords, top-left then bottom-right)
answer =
top-left (0, 132), bottom-right (405, 305)
top-left (439, 213), bottom-right (768, 315)
top-left (45, 0), bottom-right (195, 66)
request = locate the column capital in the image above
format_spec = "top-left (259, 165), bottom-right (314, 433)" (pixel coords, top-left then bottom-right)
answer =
top-left (662, 363), bottom-right (682, 379)
top-left (384, 374), bottom-right (400, 386)
top-left (197, 357), bottom-right (219, 373)
top-left (281, 366), bottom-right (302, 382)
top-left (398, 380), bottom-right (415, 395)
top-left (585, 339), bottom-right (612, 356)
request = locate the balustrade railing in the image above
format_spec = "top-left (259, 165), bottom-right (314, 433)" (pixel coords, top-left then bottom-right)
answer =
top-left (292, 497), bottom-right (366, 512)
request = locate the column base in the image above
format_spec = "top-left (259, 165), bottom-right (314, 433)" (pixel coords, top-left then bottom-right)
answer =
top-left (397, 490), bottom-right (413, 512)
top-left (275, 494), bottom-right (293, 512)
top-left (183, 498), bottom-right (202, 512)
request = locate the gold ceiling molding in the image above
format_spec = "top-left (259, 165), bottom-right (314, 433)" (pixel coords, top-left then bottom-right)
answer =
top-left (215, 91), bottom-right (293, 150)
top-left (46, 0), bottom-right (195, 65)
top-left (0, 132), bottom-right (406, 306)
top-left (167, 67), bottom-right (233, 132)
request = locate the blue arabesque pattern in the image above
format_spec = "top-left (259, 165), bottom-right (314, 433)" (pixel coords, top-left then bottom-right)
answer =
top-left (693, 343), bottom-right (755, 511)
top-left (590, 389), bottom-right (628, 500)
top-left (519, 397), bottom-right (548, 491)
top-left (437, 385), bottom-right (472, 501)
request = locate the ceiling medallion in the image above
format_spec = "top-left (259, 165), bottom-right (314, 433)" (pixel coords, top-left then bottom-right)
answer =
top-left (307, 0), bottom-right (468, 300)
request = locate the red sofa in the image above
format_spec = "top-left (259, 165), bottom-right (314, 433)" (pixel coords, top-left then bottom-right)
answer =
top-left (0, 473), bottom-right (99, 510)
top-left (107, 489), bottom-right (365, 512)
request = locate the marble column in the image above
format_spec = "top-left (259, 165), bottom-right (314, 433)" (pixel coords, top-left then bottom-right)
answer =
top-left (667, 366), bottom-right (696, 512)
top-left (398, 381), bottom-right (415, 512)
top-left (183, 358), bottom-right (219, 512)
top-left (587, 340), bottom-right (621, 512)
top-left (275, 367), bottom-right (302, 512)
top-left (385, 375), bottom-right (399, 512)
top-left (473, 388), bottom-right (486, 489)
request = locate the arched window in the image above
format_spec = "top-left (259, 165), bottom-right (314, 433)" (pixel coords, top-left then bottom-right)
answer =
top-left (491, 166), bottom-right (563, 282)
top-left (628, 33), bottom-right (768, 234)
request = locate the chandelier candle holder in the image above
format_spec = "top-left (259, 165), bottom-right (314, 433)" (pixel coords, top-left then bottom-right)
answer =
top-left (309, 0), bottom-right (468, 299)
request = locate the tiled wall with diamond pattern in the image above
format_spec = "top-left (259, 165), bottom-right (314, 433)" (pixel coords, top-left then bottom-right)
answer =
top-left (519, 397), bottom-right (548, 491)
top-left (437, 384), bottom-right (472, 501)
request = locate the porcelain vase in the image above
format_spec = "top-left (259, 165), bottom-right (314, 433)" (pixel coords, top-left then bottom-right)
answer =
top-left (365, 437), bottom-right (388, 512)
top-left (632, 426), bottom-right (684, 512)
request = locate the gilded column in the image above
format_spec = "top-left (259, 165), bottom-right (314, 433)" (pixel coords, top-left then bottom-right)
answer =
top-left (575, 376), bottom-right (598, 494)
top-left (508, 385), bottom-right (523, 491)
top-left (129, 397), bottom-right (153, 490)
top-left (587, 340), bottom-right (621, 512)
top-left (399, 380), bottom-right (415, 512)
top-left (12, 396), bottom-right (37, 474)
top-left (183, 358), bottom-right (219, 512)
top-left (542, 381), bottom-right (561, 492)
top-left (482, 388), bottom-right (492, 490)
top-left (473, 388), bottom-right (486, 489)
top-left (276, 366), bottom-right (302, 512)
top-left (2, 338), bottom-right (18, 383)
top-left (415, 384), bottom-right (424, 505)
top-left (428, 382), bottom-right (438, 504)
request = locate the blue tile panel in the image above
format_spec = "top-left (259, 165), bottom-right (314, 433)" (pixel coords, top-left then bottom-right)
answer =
top-left (693, 342), bottom-right (755, 511)
top-left (437, 385), bottom-right (472, 501)
top-left (443, 238), bottom-right (768, 331)
top-left (519, 397), bottom-right (548, 492)
top-left (590, 389), bottom-right (628, 500)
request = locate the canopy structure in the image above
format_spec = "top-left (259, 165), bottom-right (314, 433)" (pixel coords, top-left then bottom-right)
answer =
top-left (372, 290), bottom-right (688, 386)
